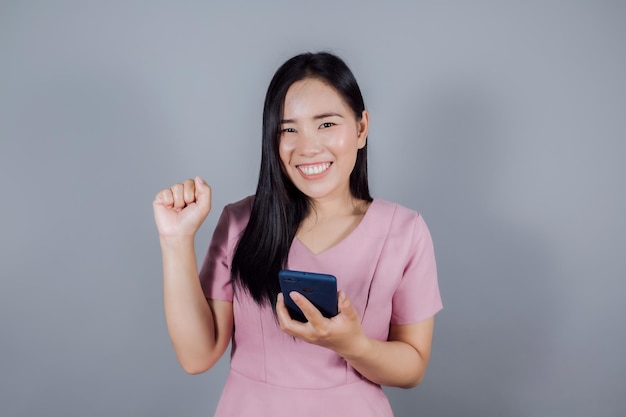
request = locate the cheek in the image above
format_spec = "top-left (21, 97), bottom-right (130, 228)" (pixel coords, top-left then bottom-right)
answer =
top-left (278, 138), bottom-right (295, 164)
top-left (328, 132), bottom-right (358, 156)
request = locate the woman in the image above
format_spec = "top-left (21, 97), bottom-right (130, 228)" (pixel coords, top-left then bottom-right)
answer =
top-left (153, 52), bottom-right (442, 416)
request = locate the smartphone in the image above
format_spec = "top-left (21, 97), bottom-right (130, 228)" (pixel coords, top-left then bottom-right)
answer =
top-left (278, 269), bottom-right (338, 322)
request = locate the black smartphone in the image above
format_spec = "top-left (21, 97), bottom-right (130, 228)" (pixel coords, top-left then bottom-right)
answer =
top-left (278, 269), bottom-right (338, 322)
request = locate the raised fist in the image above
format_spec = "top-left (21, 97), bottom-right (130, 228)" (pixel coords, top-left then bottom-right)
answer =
top-left (153, 176), bottom-right (212, 238)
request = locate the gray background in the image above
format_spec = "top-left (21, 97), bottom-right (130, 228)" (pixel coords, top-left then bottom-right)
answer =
top-left (1, 1), bottom-right (624, 416)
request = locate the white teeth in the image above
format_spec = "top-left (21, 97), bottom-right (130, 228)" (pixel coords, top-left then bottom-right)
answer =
top-left (298, 162), bottom-right (331, 175)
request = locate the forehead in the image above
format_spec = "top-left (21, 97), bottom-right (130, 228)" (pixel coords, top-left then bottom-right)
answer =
top-left (282, 78), bottom-right (349, 118)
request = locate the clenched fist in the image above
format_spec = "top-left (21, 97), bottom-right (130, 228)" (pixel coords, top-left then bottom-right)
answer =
top-left (153, 176), bottom-right (212, 238)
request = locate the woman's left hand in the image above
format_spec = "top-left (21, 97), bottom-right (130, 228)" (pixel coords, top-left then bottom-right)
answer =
top-left (276, 290), bottom-right (370, 358)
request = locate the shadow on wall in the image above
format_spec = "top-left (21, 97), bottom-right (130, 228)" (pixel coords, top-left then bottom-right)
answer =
top-left (384, 83), bottom-right (558, 417)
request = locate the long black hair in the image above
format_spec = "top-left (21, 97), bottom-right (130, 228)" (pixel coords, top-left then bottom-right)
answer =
top-left (230, 52), bottom-right (372, 309)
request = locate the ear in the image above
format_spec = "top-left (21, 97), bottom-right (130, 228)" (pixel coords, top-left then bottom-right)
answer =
top-left (356, 110), bottom-right (369, 149)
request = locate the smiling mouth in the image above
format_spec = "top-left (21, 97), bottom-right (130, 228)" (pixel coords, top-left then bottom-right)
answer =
top-left (297, 162), bottom-right (332, 176)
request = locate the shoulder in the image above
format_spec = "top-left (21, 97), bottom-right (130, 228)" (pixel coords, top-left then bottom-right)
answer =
top-left (217, 195), bottom-right (255, 237)
top-left (371, 198), bottom-right (423, 225)
top-left (370, 198), bottom-right (431, 244)
top-left (223, 195), bottom-right (255, 219)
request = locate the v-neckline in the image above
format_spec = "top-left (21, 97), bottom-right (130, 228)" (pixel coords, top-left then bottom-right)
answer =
top-left (293, 199), bottom-right (378, 256)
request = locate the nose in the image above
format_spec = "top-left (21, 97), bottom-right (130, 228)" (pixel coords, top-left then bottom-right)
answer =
top-left (295, 128), bottom-right (322, 156)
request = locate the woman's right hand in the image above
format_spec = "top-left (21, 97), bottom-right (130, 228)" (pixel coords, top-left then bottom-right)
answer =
top-left (153, 176), bottom-right (212, 238)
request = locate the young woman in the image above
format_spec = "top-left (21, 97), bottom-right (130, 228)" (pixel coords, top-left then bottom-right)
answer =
top-left (153, 52), bottom-right (442, 416)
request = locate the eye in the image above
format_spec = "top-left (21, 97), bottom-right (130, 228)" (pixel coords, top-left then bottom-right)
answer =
top-left (281, 127), bottom-right (296, 133)
top-left (320, 122), bottom-right (335, 129)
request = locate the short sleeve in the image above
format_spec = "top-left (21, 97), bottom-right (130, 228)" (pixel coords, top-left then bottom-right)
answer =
top-left (199, 206), bottom-right (234, 301)
top-left (391, 214), bottom-right (442, 325)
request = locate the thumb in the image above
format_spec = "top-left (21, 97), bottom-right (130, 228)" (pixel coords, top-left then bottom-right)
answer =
top-left (194, 176), bottom-right (212, 209)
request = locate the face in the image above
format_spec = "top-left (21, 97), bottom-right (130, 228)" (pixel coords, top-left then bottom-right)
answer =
top-left (278, 78), bottom-right (368, 203)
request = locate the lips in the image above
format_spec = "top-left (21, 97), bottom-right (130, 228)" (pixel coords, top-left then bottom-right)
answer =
top-left (297, 162), bottom-right (332, 176)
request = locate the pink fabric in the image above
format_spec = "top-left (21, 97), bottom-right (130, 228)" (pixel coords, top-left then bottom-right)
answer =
top-left (199, 196), bottom-right (442, 416)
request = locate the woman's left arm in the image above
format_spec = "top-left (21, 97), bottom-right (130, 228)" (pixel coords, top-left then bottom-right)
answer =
top-left (345, 318), bottom-right (434, 388)
top-left (276, 290), bottom-right (435, 388)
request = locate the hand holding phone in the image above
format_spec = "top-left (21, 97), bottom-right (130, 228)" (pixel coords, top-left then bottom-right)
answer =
top-left (278, 269), bottom-right (338, 322)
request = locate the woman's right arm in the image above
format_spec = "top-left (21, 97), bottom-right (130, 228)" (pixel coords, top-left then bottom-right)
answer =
top-left (154, 177), bottom-right (233, 374)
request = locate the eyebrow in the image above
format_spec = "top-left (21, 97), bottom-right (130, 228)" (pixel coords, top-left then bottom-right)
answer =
top-left (280, 112), bottom-right (344, 124)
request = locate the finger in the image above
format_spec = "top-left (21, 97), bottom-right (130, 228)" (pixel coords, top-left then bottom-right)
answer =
top-left (337, 291), bottom-right (359, 321)
top-left (194, 176), bottom-right (212, 212)
top-left (182, 178), bottom-right (196, 205)
top-left (170, 183), bottom-right (185, 209)
top-left (276, 293), bottom-right (289, 323)
top-left (154, 188), bottom-right (174, 207)
top-left (276, 293), bottom-right (298, 333)
top-left (289, 291), bottom-right (325, 324)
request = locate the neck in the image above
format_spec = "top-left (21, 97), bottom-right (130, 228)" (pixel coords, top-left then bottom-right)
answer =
top-left (308, 193), bottom-right (367, 223)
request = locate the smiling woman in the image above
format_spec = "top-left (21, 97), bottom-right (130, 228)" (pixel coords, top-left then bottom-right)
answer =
top-left (152, 52), bottom-right (442, 416)
top-left (278, 78), bottom-right (368, 203)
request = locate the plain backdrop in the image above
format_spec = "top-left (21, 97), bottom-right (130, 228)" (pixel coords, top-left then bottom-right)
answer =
top-left (1, 1), bottom-right (625, 416)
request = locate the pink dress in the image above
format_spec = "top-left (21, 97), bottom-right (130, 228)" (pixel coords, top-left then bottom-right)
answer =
top-left (199, 196), bottom-right (442, 416)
